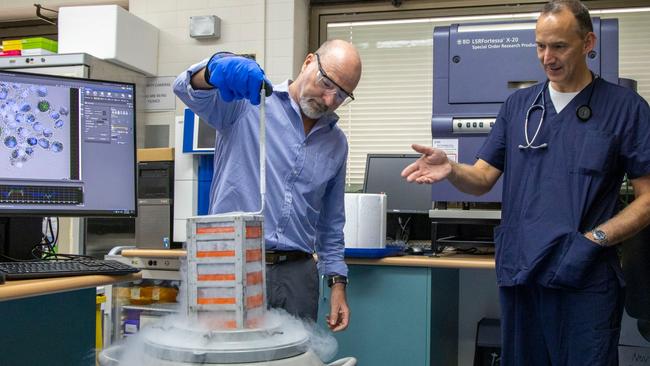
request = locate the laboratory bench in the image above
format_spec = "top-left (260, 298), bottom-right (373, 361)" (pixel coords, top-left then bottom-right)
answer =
top-left (0, 273), bottom-right (142, 366)
top-left (114, 250), bottom-right (495, 366)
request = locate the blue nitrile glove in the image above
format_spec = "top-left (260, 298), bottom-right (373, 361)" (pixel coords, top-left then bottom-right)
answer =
top-left (204, 53), bottom-right (272, 105)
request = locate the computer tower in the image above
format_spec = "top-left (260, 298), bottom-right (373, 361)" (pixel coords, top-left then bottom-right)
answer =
top-left (0, 217), bottom-right (43, 261)
top-left (474, 318), bottom-right (501, 366)
top-left (135, 161), bottom-right (174, 248)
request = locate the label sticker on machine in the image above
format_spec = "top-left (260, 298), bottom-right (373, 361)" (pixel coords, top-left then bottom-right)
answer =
top-left (432, 139), bottom-right (458, 163)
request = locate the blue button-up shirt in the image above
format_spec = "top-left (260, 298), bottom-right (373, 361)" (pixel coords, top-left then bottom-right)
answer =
top-left (173, 60), bottom-right (348, 276)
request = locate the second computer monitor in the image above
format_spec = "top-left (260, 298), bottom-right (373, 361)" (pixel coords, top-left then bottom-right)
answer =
top-left (363, 154), bottom-right (432, 214)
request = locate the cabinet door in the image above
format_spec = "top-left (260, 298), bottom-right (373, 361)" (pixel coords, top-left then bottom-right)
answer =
top-left (319, 265), bottom-right (458, 366)
top-left (0, 289), bottom-right (96, 366)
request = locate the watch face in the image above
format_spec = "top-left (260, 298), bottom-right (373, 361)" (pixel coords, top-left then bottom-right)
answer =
top-left (593, 229), bottom-right (607, 242)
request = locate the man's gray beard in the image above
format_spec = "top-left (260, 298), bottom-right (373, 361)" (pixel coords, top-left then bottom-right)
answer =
top-left (299, 97), bottom-right (328, 119)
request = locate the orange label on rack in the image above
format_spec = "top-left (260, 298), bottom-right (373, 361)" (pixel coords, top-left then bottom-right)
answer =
top-left (207, 319), bottom-right (238, 329)
top-left (246, 249), bottom-right (262, 262)
top-left (198, 274), bottom-right (236, 281)
top-left (246, 317), bottom-right (261, 328)
top-left (246, 271), bottom-right (263, 285)
top-left (246, 226), bottom-right (262, 238)
top-left (196, 226), bottom-right (234, 234)
top-left (197, 250), bottom-right (236, 258)
top-left (246, 294), bottom-right (264, 309)
top-left (198, 297), bottom-right (236, 305)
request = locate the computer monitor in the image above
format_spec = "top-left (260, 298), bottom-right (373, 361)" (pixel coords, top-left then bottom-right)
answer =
top-left (363, 154), bottom-right (433, 245)
top-left (363, 154), bottom-right (432, 214)
top-left (0, 70), bottom-right (136, 258)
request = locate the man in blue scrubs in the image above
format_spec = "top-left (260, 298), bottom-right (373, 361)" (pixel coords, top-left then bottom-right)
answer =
top-left (173, 40), bottom-right (362, 331)
top-left (402, 1), bottom-right (650, 364)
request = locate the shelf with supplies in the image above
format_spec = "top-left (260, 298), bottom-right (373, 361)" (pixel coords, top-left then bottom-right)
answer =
top-left (112, 279), bottom-right (181, 340)
top-left (103, 247), bottom-right (184, 345)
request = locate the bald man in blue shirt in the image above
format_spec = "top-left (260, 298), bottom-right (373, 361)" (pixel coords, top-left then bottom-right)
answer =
top-left (174, 40), bottom-right (362, 331)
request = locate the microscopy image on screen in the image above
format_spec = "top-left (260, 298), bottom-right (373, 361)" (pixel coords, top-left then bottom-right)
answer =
top-left (0, 82), bottom-right (72, 181)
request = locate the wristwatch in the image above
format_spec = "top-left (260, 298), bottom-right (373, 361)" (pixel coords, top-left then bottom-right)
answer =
top-left (327, 275), bottom-right (348, 288)
top-left (590, 228), bottom-right (609, 247)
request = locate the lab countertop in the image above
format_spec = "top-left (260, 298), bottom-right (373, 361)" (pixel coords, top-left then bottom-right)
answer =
top-left (0, 273), bottom-right (142, 302)
top-left (118, 249), bottom-right (494, 270)
top-left (346, 254), bottom-right (495, 269)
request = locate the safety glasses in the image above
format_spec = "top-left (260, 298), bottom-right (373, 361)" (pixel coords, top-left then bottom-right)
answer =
top-left (314, 53), bottom-right (355, 106)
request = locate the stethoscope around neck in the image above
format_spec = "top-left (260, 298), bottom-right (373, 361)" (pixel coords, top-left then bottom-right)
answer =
top-left (518, 75), bottom-right (598, 150)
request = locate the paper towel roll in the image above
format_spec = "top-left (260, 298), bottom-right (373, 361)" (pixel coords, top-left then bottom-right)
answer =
top-left (343, 193), bottom-right (386, 249)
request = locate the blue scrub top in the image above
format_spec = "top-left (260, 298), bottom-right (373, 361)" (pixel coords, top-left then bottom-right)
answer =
top-left (478, 76), bottom-right (650, 291)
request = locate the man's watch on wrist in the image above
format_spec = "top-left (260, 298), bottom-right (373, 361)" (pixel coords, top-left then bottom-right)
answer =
top-left (590, 228), bottom-right (609, 247)
top-left (327, 275), bottom-right (348, 288)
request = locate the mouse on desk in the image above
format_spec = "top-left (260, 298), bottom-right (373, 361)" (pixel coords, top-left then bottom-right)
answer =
top-left (405, 246), bottom-right (424, 255)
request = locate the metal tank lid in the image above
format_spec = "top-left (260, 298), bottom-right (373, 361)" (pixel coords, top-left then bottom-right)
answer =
top-left (142, 322), bottom-right (311, 364)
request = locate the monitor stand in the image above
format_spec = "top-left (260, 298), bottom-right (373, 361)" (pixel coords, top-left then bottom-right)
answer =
top-left (0, 217), bottom-right (43, 261)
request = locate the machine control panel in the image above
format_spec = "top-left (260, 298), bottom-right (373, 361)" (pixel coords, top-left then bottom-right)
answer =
top-left (112, 255), bottom-right (182, 271)
top-left (452, 118), bottom-right (496, 134)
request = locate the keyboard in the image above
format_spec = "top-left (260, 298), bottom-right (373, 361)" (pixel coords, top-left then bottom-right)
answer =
top-left (0, 259), bottom-right (140, 280)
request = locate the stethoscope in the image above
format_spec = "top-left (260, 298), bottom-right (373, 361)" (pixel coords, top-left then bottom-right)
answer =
top-left (518, 75), bottom-right (598, 150)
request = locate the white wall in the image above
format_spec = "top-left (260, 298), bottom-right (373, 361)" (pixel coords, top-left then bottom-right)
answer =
top-left (128, 0), bottom-right (309, 122)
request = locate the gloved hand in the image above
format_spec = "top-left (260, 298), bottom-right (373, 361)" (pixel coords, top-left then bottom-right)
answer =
top-left (204, 53), bottom-right (272, 105)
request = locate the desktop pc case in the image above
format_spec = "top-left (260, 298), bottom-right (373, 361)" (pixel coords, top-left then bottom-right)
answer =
top-left (135, 161), bottom-right (174, 249)
top-left (474, 318), bottom-right (501, 366)
top-left (0, 217), bottom-right (42, 260)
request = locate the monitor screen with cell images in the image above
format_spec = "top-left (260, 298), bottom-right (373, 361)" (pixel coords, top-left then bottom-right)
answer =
top-left (0, 70), bottom-right (136, 217)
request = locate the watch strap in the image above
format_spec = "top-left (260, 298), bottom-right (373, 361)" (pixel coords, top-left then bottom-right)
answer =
top-left (327, 275), bottom-right (348, 288)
